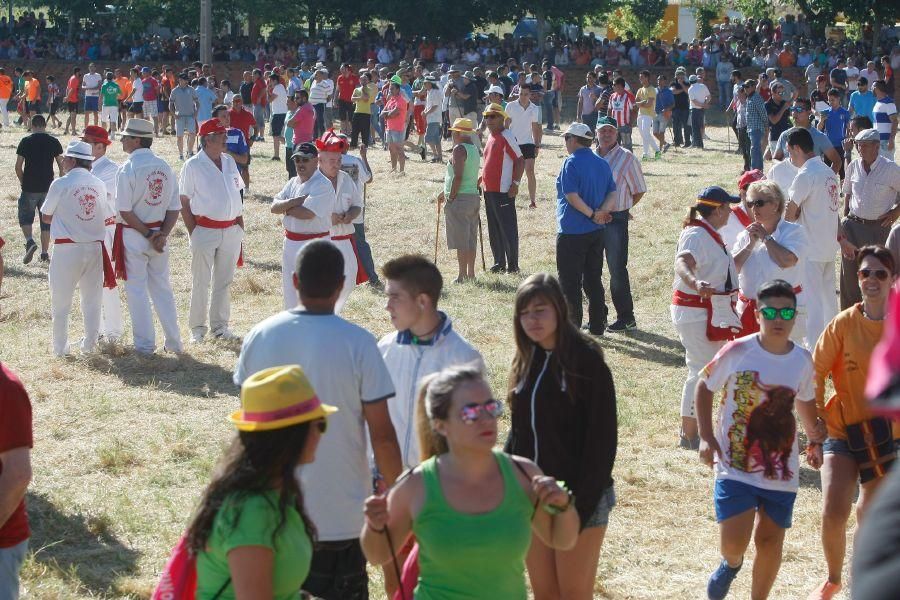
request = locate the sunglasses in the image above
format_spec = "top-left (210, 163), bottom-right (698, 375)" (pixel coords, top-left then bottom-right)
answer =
top-left (759, 306), bottom-right (797, 321)
top-left (858, 268), bottom-right (890, 281)
top-left (314, 419), bottom-right (328, 434)
top-left (459, 399), bottom-right (504, 425)
top-left (748, 198), bottom-right (771, 208)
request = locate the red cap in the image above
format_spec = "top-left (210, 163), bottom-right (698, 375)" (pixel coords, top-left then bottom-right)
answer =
top-left (198, 119), bottom-right (227, 137)
top-left (315, 129), bottom-right (349, 153)
top-left (737, 169), bottom-right (765, 190)
top-left (82, 125), bottom-right (112, 146)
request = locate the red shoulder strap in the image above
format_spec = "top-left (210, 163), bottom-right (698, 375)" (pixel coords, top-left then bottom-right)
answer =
top-left (732, 206), bottom-right (752, 227)
top-left (687, 219), bottom-right (725, 248)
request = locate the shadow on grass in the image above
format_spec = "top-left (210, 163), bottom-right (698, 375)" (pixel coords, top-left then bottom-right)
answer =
top-left (799, 466), bottom-right (823, 491)
top-left (5, 265), bottom-right (48, 281)
top-left (82, 351), bottom-right (239, 398)
top-left (597, 328), bottom-right (685, 368)
top-left (470, 277), bottom-right (521, 295)
top-left (26, 491), bottom-right (140, 596)
top-left (243, 257), bottom-right (281, 272)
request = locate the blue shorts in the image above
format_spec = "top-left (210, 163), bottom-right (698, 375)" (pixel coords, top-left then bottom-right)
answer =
top-left (84, 96), bottom-right (99, 112)
top-left (714, 478), bottom-right (796, 529)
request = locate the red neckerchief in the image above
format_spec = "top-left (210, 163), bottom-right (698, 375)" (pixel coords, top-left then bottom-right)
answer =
top-left (732, 205), bottom-right (752, 227)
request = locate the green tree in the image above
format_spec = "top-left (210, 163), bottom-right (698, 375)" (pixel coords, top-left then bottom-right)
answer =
top-left (604, 0), bottom-right (671, 42)
top-left (687, 0), bottom-right (725, 39)
top-left (732, 0), bottom-right (774, 21)
top-left (793, 0), bottom-right (900, 42)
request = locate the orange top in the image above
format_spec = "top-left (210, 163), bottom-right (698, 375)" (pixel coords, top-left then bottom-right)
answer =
top-left (116, 76), bottom-right (131, 100)
top-left (26, 78), bottom-right (40, 102)
top-left (814, 304), bottom-right (900, 439)
top-left (0, 75), bottom-right (12, 99)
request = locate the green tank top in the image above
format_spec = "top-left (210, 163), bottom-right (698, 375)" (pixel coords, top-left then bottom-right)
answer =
top-left (412, 450), bottom-right (534, 600)
top-left (444, 143), bottom-right (479, 196)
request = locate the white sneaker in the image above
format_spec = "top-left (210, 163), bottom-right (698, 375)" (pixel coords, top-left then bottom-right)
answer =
top-left (190, 330), bottom-right (206, 343)
top-left (213, 328), bottom-right (240, 341)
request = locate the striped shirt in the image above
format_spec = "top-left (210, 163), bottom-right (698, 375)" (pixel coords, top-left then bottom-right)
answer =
top-left (873, 96), bottom-right (897, 143)
top-left (595, 84), bottom-right (613, 116)
top-left (481, 129), bottom-right (522, 193)
top-left (597, 145), bottom-right (647, 212)
top-left (608, 91), bottom-right (635, 128)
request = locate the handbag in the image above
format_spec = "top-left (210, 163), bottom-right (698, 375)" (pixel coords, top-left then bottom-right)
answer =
top-left (845, 417), bottom-right (897, 483)
top-left (152, 534), bottom-right (230, 600)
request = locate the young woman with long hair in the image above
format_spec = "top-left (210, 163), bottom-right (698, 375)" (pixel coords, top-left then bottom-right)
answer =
top-left (186, 364), bottom-right (336, 599)
top-left (505, 273), bottom-right (618, 599)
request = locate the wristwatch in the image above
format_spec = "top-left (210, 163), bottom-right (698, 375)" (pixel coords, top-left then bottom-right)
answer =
top-left (764, 234), bottom-right (775, 243)
top-left (511, 179), bottom-right (521, 186)
top-left (144, 229), bottom-right (154, 239)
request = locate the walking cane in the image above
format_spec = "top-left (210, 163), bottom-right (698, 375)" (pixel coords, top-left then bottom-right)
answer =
top-left (726, 122), bottom-right (731, 153)
top-left (434, 195), bottom-right (442, 264)
top-left (478, 212), bottom-right (487, 271)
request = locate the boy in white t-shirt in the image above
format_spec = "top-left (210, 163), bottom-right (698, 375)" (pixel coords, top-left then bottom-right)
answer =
top-left (696, 279), bottom-right (824, 600)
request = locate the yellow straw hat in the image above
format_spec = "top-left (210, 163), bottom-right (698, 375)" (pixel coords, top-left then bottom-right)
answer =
top-left (230, 365), bottom-right (337, 432)
top-left (448, 118), bottom-right (475, 133)
top-left (482, 102), bottom-right (508, 120)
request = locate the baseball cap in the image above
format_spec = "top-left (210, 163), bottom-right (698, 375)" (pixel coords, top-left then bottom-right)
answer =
top-left (697, 186), bottom-right (740, 205)
top-left (291, 142), bottom-right (319, 159)
top-left (563, 122), bottom-right (594, 140)
top-left (737, 169), bottom-right (765, 190)
top-left (486, 85), bottom-right (504, 96)
top-left (198, 119), bottom-right (226, 136)
top-left (596, 116), bottom-right (618, 130)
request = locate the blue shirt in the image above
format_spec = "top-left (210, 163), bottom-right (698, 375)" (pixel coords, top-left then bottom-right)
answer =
top-left (655, 87), bottom-right (674, 113)
top-left (195, 86), bottom-right (217, 121)
top-left (821, 106), bottom-right (850, 148)
top-left (556, 148), bottom-right (616, 235)
top-left (849, 90), bottom-right (876, 121)
top-left (225, 127), bottom-right (249, 157)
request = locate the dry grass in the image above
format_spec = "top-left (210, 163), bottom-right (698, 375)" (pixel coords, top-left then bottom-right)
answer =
top-left (0, 117), bottom-right (852, 599)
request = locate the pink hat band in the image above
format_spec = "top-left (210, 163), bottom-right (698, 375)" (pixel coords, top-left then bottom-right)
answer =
top-left (242, 396), bottom-right (322, 423)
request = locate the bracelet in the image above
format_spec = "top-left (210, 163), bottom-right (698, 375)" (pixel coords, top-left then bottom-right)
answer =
top-left (542, 490), bottom-right (575, 516)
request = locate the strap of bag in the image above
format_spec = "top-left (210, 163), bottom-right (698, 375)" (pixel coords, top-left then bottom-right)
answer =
top-left (211, 577), bottom-right (231, 600)
top-left (508, 453), bottom-right (541, 519)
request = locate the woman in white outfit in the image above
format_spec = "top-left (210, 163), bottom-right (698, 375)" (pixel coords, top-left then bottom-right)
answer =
top-left (671, 186), bottom-right (740, 448)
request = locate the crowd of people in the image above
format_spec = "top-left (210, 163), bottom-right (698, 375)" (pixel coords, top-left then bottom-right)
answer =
top-left (0, 21), bottom-right (900, 600)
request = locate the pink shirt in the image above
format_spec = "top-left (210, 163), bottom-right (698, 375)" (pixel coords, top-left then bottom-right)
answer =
top-left (292, 103), bottom-right (316, 145)
top-left (384, 95), bottom-right (407, 132)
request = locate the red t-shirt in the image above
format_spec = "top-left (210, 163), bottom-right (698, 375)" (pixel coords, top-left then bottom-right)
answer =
top-left (250, 79), bottom-right (268, 106)
top-left (229, 107), bottom-right (257, 143)
top-left (337, 73), bottom-right (359, 102)
top-left (141, 76), bottom-right (159, 102)
top-left (0, 363), bottom-right (32, 548)
top-left (66, 74), bottom-right (80, 103)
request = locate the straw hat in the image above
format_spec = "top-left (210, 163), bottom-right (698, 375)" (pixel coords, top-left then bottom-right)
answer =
top-left (448, 118), bottom-right (475, 134)
top-left (230, 365), bottom-right (337, 432)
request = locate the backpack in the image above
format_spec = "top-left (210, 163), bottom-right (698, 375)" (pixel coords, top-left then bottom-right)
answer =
top-left (152, 534), bottom-right (230, 600)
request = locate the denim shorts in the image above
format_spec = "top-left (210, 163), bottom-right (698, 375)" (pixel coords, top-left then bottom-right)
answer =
top-left (385, 130), bottom-right (405, 144)
top-left (714, 478), bottom-right (796, 529)
top-left (584, 485), bottom-right (616, 528)
top-left (824, 437), bottom-right (900, 457)
top-left (18, 191), bottom-right (50, 229)
top-left (424, 122), bottom-right (442, 145)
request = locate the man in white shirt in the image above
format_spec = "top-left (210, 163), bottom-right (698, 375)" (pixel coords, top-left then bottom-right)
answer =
top-left (338, 138), bottom-right (380, 287)
top-left (784, 128), bottom-right (841, 349)
top-left (234, 239), bottom-right (401, 600)
top-left (423, 76), bottom-right (444, 162)
top-left (505, 89), bottom-right (542, 209)
top-left (179, 118), bottom-right (245, 342)
top-left (688, 75), bottom-right (711, 149)
top-left (268, 73), bottom-right (288, 162)
top-left (81, 126), bottom-right (123, 344)
top-left (40, 141), bottom-right (114, 357)
top-left (270, 142), bottom-right (334, 309)
top-left (308, 69), bottom-right (332, 138)
top-left (114, 118), bottom-right (183, 354)
top-left (81, 62), bottom-right (102, 129)
top-left (859, 61), bottom-right (879, 89)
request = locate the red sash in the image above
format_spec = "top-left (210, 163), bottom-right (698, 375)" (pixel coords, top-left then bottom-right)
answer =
top-left (737, 286), bottom-right (803, 336)
top-left (732, 206), bottom-right (752, 227)
top-left (195, 216), bottom-right (243, 267)
top-left (285, 230), bottom-right (329, 242)
top-left (112, 221), bottom-right (164, 280)
top-left (332, 233), bottom-right (369, 285)
top-left (54, 238), bottom-right (117, 289)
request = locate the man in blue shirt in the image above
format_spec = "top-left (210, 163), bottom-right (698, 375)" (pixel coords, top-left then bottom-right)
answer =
top-left (213, 104), bottom-right (250, 191)
top-left (819, 87), bottom-right (851, 176)
top-left (654, 73), bottom-right (675, 152)
top-left (849, 77), bottom-right (876, 121)
top-left (555, 120), bottom-right (616, 334)
top-left (194, 77), bottom-right (217, 122)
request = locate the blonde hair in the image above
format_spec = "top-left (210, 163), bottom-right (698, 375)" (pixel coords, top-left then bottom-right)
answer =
top-left (415, 366), bottom-right (484, 460)
top-left (747, 180), bottom-right (785, 213)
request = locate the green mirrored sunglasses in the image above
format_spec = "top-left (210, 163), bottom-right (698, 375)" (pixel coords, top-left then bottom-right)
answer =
top-left (759, 306), bottom-right (796, 321)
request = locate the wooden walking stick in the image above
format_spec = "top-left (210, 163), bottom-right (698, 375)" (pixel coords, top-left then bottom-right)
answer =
top-left (434, 194), bottom-right (442, 264)
top-left (478, 212), bottom-right (486, 271)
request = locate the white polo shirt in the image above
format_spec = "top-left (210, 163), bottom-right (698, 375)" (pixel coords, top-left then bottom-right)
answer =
top-left (733, 219), bottom-right (808, 301)
top-left (116, 148), bottom-right (181, 224)
top-left (340, 154), bottom-right (371, 225)
top-left (41, 167), bottom-right (110, 241)
top-left (505, 99), bottom-right (539, 146)
top-left (843, 155), bottom-right (900, 220)
top-left (788, 156), bottom-right (840, 262)
top-left (82, 72), bottom-right (102, 97)
top-left (320, 169), bottom-right (361, 237)
top-left (766, 159), bottom-right (799, 197)
top-left (180, 150), bottom-right (244, 221)
top-left (90, 154), bottom-right (120, 219)
top-left (276, 170), bottom-right (333, 234)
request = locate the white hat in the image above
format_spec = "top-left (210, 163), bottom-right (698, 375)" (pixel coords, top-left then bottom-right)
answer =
top-left (854, 128), bottom-right (880, 143)
top-left (121, 118), bottom-right (155, 138)
top-left (486, 85), bottom-right (505, 96)
top-left (563, 122), bottom-right (594, 140)
top-left (62, 140), bottom-right (95, 161)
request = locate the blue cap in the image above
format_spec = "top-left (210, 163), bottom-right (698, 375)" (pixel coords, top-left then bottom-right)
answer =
top-left (697, 186), bottom-right (740, 205)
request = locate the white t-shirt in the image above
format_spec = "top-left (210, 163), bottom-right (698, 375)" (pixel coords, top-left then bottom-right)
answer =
top-left (116, 148), bottom-right (180, 224)
top-left (734, 219), bottom-right (808, 301)
top-left (719, 207), bottom-right (751, 253)
top-left (671, 219), bottom-right (738, 325)
top-left (766, 159), bottom-right (799, 197)
top-left (41, 167), bottom-right (110, 241)
top-left (845, 66), bottom-right (860, 91)
top-left (505, 100), bottom-right (540, 146)
top-left (270, 83), bottom-right (288, 114)
top-left (90, 155), bottom-right (119, 218)
top-left (82, 72), bottom-right (102, 96)
top-left (322, 78), bottom-right (335, 108)
top-left (700, 335), bottom-right (815, 493)
top-left (326, 169), bottom-right (361, 236)
top-left (275, 170), bottom-right (333, 234)
top-left (424, 89), bottom-right (443, 124)
top-left (130, 78), bottom-right (144, 103)
top-left (234, 310), bottom-right (395, 541)
top-left (788, 156), bottom-right (840, 262)
top-left (179, 150), bottom-right (244, 220)
top-left (688, 83), bottom-right (711, 109)
top-left (340, 154), bottom-right (371, 225)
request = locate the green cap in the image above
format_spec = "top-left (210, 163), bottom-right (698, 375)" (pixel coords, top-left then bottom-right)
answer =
top-left (596, 116), bottom-right (618, 130)
top-left (390, 74), bottom-right (402, 85)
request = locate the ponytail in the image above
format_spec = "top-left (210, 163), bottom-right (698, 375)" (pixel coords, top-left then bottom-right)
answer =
top-left (682, 204), bottom-right (716, 228)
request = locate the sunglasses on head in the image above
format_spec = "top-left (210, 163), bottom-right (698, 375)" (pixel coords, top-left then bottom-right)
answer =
top-left (749, 198), bottom-right (771, 208)
top-left (858, 268), bottom-right (889, 281)
top-left (759, 306), bottom-right (797, 321)
top-left (459, 399), bottom-right (504, 425)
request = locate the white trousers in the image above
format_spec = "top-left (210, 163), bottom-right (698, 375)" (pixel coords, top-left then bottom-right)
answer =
top-left (0, 97), bottom-right (9, 127)
top-left (637, 114), bottom-right (659, 157)
top-left (49, 243), bottom-right (103, 356)
top-left (101, 225), bottom-right (124, 340)
top-left (673, 318), bottom-right (724, 418)
top-left (282, 237), bottom-right (325, 310)
top-left (332, 237), bottom-right (358, 315)
top-left (804, 259), bottom-right (838, 350)
top-left (123, 228), bottom-right (183, 353)
top-left (188, 224), bottom-right (243, 336)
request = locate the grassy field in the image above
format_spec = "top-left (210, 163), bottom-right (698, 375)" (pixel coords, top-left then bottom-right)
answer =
top-left (0, 117), bottom-right (851, 599)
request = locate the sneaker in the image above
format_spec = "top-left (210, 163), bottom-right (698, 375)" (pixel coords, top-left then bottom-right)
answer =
top-left (680, 435), bottom-right (701, 450)
top-left (40, 252), bottom-right (50, 263)
top-left (419, 146), bottom-right (426, 160)
top-left (582, 322), bottom-right (607, 336)
top-left (707, 559), bottom-right (742, 600)
top-left (213, 328), bottom-right (240, 341)
top-left (608, 318), bottom-right (637, 332)
top-left (271, 155), bottom-right (280, 161)
top-left (23, 240), bottom-right (37, 264)
top-left (807, 580), bottom-right (842, 600)
top-left (489, 264), bottom-right (506, 273)
top-left (190, 330), bottom-right (206, 344)
top-left (662, 143), bottom-right (671, 153)
top-left (179, 154), bottom-right (184, 161)
top-left (654, 150), bottom-right (662, 159)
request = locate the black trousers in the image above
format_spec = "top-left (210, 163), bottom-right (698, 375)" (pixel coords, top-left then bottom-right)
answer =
top-left (557, 229), bottom-right (607, 332)
top-left (672, 107), bottom-right (691, 146)
top-left (302, 539), bottom-right (368, 600)
top-left (737, 127), bottom-right (751, 172)
top-left (484, 191), bottom-right (519, 271)
top-left (690, 108), bottom-right (704, 148)
top-left (350, 112), bottom-right (371, 147)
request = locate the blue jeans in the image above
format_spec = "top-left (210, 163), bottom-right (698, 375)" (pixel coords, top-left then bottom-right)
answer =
top-left (599, 210), bottom-right (634, 322)
top-left (748, 128), bottom-right (765, 170)
top-left (353, 223), bottom-right (379, 284)
top-left (0, 539), bottom-right (27, 600)
top-left (690, 108), bottom-right (705, 148)
top-left (370, 104), bottom-right (383, 141)
top-left (313, 103), bottom-right (325, 138)
top-left (542, 90), bottom-right (556, 129)
top-left (717, 80), bottom-right (732, 109)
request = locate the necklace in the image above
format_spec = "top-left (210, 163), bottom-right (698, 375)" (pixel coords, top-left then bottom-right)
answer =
top-left (862, 306), bottom-right (885, 321)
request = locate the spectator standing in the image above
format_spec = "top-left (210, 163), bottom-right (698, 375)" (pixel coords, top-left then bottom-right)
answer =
top-left (169, 73), bottom-right (199, 160)
top-left (819, 88), bottom-right (851, 177)
top-left (235, 240), bottom-right (402, 600)
top-left (576, 71), bottom-right (600, 131)
top-left (634, 70), bottom-right (660, 160)
top-left (608, 77), bottom-right (635, 152)
top-left (336, 63), bottom-right (359, 136)
top-left (249, 69), bottom-right (268, 142)
top-left (772, 99), bottom-right (842, 172)
top-left (872, 80), bottom-right (897, 160)
top-left (541, 60), bottom-right (558, 131)
top-left (654, 73), bottom-right (674, 153)
top-left (481, 103), bottom-right (524, 274)
top-left (139, 68), bottom-right (160, 136)
top-left (688, 74), bottom-right (711, 149)
top-left (268, 73), bottom-right (288, 161)
top-left (438, 119), bottom-right (481, 282)
top-left (308, 69), bottom-right (331, 138)
top-left (505, 87), bottom-right (542, 209)
top-left (671, 67), bottom-right (691, 147)
top-left (0, 362), bottom-right (32, 600)
top-left (555, 121), bottom-right (615, 333)
top-left (99, 72), bottom-right (121, 139)
top-left (716, 53), bottom-right (735, 109)
top-left (15, 115), bottom-right (63, 264)
top-left (766, 83), bottom-right (792, 159)
top-left (81, 62), bottom-right (102, 129)
top-left (422, 76), bottom-right (443, 162)
top-left (745, 79), bottom-right (768, 170)
top-left (382, 82), bottom-right (408, 174)
top-left (64, 67), bottom-right (81, 135)
top-left (350, 73), bottom-right (375, 148)
top-left (731, 83), bottom-right (751, 172)
top-left (0, 67), bottom-right (13, 127)
top-left (290, 89), bottom-right (315, 147)
top-left (849, 77), bottom-right (876, 122)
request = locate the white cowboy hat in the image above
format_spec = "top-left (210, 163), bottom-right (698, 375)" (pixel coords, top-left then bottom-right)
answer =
top-left (62, 140), bottom-right (95, 161)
